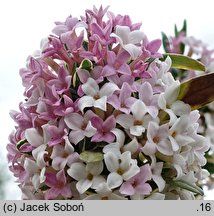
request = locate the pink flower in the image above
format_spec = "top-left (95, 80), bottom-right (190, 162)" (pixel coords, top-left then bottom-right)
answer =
top-left (47, 66), bottom-right (71, 94)
top-left (45, 170), bottom-right (72, 199)
top-left (53, 15), bottom-right (86, 35)
top-left (53, 95), bottom-right (74, 116)
top-left (77, 66), bottom-right (103, 84)
top-left (47, 119), bottom-right (67, 146)
top-left (142, 38), bottom-right (162, 59)
top-left (90, 22), bottom-right (114, 45)
top-left (102, 51), bottom-right (131, 76)
top-left (119, 164), bottom-right (152, 196)
top-left (91, 115), bottom-right (116, 143)
top-left (50, 136), bottom-right (79, 170)
top-left (108, 82), bottom-right (136, 114)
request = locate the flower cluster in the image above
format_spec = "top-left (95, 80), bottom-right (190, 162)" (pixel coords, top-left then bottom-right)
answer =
top-left (162, 22), bottom-right (214, 190)
top-left (7, 6), bottom-right (210, 200)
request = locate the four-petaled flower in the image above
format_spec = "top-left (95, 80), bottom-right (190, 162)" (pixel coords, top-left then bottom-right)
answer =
top-left (119, 164), bottom-right (152, 196)
top-left (45, 170), bottom-right (72, 199)
top-left (78, 77), bottom-right (119, 112)
top-left (90, 115), bottom-right (116, 143)
top-left (116, 100), bottom-right (152, 136)
top-left (110, 25), bottom-right (144, 60)
top-left (67, 161), bottom-right (105, 194)
top-left (104, 151), bottom-right (140, 189)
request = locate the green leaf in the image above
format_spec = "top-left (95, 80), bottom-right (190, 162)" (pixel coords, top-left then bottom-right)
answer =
top-left (174, 24), bottom-right (179, 37)
top-left (168, 179), bottom-right (204, 196)
top-left (181, 19), bottom-right (187, 35)
top-left (72, 62), bottom-right (78, 88)
top-left (177, 72), bottom-right (214, 110)
top-left (180, 20), bottom-right (187, 54)
top-left (16, 139), bottom-right (27, 150)
top-left (163, 53), bottom-right (206, 71)
top-left (80, 151), bottom-right (103, 163)
top-left (80, 59), bottom-right (93, 71)
top-left (161, 32), bottom-right (169, 53)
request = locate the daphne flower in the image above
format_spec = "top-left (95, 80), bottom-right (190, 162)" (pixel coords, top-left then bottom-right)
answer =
top-left (119, 164), bottom-right (152, 196)
top-left (108, 82), bottom-right (136, 114)
top-left (25, 128), bottom-right (44, 147)
top-left (116, 100), bottom-right (152, 136)
top-left (52, 15), bottom-right (87, 36)
top-left (91, 115), bottom-right (116, 143)
top-left (168, 115), bottom-right (195, 151)
top-left (47, 120), bottom-right (67, 146)
top-left (102, 51), bottom-right (131, 76)
top-left (50, 136), bottom-right (79, 170)
top-left (111, 25), bottom-right (144, 59)
top-left (139, 82), bottom-right (159, 118)
top-left (142, 121), bottom-right (172, 156)
top-left (67, 161), bottom-right (105, 194)
top-left (24, 144), bottom-right (48, 190)
top-left (65, 110), bottom-right (96, 144)
top-left (25, 124), bottom-right (49, 147)
top-left (104, 151), bottom-right (140, 189)
top-left (84, 182), bottom-right (126, 200)
top-left (151, 157), bottom-right (165, 192)
top-left (45, 170), bottom-right (72, 199)
top-left (78, 77), bottom-right (119, 112)
top-left (180, 134), bottom-right (210, 167)
top-left (103, 129), bottom-right (139, 155)
top-left (24, 158), bottom-right (46, 190)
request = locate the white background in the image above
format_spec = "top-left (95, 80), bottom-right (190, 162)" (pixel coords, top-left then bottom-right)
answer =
top-left (0, 0), bottom-right (214, 199)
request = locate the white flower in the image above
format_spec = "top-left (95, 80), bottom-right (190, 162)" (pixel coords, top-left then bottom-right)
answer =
top-left (142, 121), bottom-right (173, 156)
top-left (168, 115), bottom-right (195, 152)
top-left (116, 100), bottom-right (153, 136)
top-left (24, 144), bottom-right (48, 190)
top-left (110, 25), bottom-right (144, 59)
top-left (103, 128), bottom-right (139, 156)
top-left (67, 161), bottom-right (105, 194)
top-left (104, 151), bottom-right (140, 189)
top-left (84, 182), bottom-right (127, 200)
top-left (158, 75), bottom-right (191, 125)
top-left (204, 113), bottom-right (214, 152)
top-left (25, 124), bottom-right (49, 147)
top-left (25, 128), bottom-right (44, 147)
top-left (150, 156), bottom-right (165, 192)
top-left (78, 78), bottom-right (119, 112)
top-left (64, 110), bottom-right (96, 144)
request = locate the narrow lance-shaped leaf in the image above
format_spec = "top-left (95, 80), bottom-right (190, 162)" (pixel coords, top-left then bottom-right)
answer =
top-left (181, 19), bottom-right (187, 35)
top-left (177, 72), bottom-right (214, 110)
top-left (162, 53), bottom-right (205, 71)
top-left (174, 24), bottom-right (179, 37)
top-left (167, 179), bottom-right (204, 196)
top-left (161, 32), bottom-right (169, 53)
top-left (179, 20), bottom-right (187, 54)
